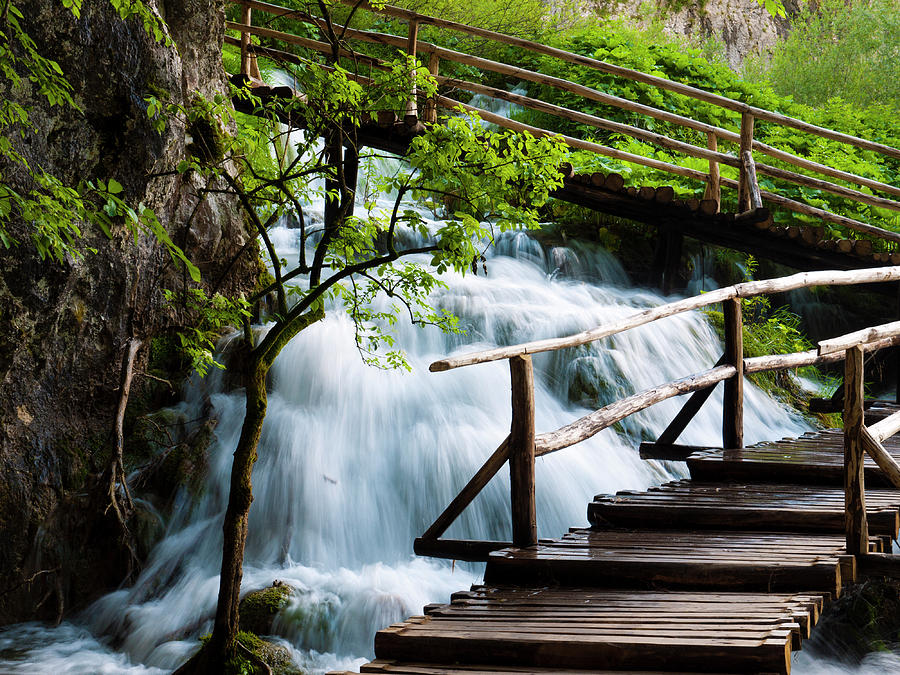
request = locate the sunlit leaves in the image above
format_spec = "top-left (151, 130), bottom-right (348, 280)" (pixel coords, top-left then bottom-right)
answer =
top-left (163, 288), bottom-right (251, 376)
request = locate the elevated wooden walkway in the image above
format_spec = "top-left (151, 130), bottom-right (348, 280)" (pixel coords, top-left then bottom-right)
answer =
top-left (333, 427), bottom-right (900, 675)
top-left (328, 269), bottom-right (900, 675)
top-left (226, 0), bottom-right (900, 281)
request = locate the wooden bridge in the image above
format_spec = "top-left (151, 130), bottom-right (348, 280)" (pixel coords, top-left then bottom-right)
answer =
top-left (318, 266), bottom-right (900, 675)
top-left (225, 0), bottom-right (900, 286)
top-left (220, 3), bottom-right (900, 671)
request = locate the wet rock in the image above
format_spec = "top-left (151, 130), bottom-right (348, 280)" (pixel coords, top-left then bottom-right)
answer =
top-left (234, 631), bottom-right (303, 675)
top-left (0, 0), bottom-right (259, 623)
top-left (804, 579), bottom-right (900, 664)
top-left (239, 582), bottom-right (297, 637)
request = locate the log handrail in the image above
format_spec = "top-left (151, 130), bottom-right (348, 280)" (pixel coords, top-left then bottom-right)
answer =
top-left (416, 267), bottom-right (900, 559)
top-left (326, 0), bottom-right (900, 160)
top-left (224, 0), bottom-right (900, 245)
top-left (431, 267), bottom-right (900, 372)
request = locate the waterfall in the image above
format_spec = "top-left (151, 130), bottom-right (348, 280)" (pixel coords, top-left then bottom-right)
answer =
top-left (0, 155), bottom-right (839, 673)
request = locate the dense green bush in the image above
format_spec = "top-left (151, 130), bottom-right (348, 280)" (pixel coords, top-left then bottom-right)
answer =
top-left (754, 0), bottom-right (900, 111)
top-left (497, 21), bottom-right (900, 241)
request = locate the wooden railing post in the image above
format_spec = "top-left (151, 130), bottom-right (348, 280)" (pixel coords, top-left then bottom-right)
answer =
top-left (703, 132), bottom-right (720, 212)
top-left (424, 51), bottom-right (440, 124)
top-left (738, 113), bottom-right (755, 213)
top-left (405, 20), bottom-right (419, 122)
top-left (509, 355), bottom-right (537, 548)
top-left (239, 6), bottom-right (261, 80)
top-left (844, 344), bottom-right (868, 554)
top-left (723, 298), bottom-right (744, 449)
top-left (240, 5), bottom-right (252, 77)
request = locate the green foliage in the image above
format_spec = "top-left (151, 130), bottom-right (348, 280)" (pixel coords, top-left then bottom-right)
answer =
top-left (757, 0), bottom-right (900, 111)
top-left (163, 288), bottom-right (251, 376)
top-left (492, 20), bottom-right (900, 241)
top-left (170, 46), bottom-right (565, 371)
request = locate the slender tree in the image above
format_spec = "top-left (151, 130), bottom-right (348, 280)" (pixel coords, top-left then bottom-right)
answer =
top-left (165, 4), bottom-right (567, 670)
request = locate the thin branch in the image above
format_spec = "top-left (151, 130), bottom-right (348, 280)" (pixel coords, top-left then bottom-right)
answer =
top-left (223, 172), bottom-right (287, 315)
top-left (253, 242), bottom-right (440, 366)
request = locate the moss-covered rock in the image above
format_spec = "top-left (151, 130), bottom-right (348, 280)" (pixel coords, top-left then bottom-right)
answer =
top-left (239, 582), bottom-right (296, 636)
top-left (805, 580), bottom-right (900, 664)
top-left (234, 632), bottom-right (303, 675)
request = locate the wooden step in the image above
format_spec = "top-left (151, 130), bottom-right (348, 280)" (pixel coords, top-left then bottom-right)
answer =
top-left (347, 662), bottom-right (747, 674)
top-left (589, 481), bottom-right (900, 538)
top-left (484, 529), bottom-right (857, 597)
top-left (687, 429), bottom-right (900, 486)
top-left (371, 587), bottom-right (825, 675)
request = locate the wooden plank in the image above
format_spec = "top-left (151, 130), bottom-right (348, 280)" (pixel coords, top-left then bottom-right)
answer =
top-left (374, 623), bottom-right (793, 674)
top-left (588, 501), bottom-right (899, 538)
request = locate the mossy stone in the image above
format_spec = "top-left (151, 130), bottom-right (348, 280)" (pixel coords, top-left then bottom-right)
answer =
top-left (239, 582), bottom-right (296, 636)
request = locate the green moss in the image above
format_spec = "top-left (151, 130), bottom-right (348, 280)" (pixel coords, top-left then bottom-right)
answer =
top-left (186, 98), bottom-right (228, 165)
top-left (199, 630), bottom-right (303, 675)
top-left (238, 582), bottom-right (295, 636)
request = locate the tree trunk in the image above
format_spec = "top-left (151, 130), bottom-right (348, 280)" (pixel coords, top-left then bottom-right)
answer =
top-left (176, 352), bottom-right (267, 672)
top-left (213, 355), bottom-right (267, 657)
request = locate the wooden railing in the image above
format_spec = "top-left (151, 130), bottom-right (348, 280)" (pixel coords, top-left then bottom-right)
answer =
top-left (819, 325), bottom-right (900, 554)
top-left (413, 266), bottom-right (900, 561)
top-left (225, 0), bottom-right (900, 247)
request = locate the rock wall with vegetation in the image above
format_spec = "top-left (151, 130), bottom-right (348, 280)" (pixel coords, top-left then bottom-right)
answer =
top-left (0, 0), bottom-right (256, 624)
top-left (582, 0), bottom-right (802, 68)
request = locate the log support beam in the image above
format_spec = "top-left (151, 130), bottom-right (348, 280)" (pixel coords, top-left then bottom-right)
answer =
top-left (844, 345), bottom-right (869, 555)
top-left (723, 298), bottom-right (744, 449)
top-left (509, 355), bottom-right (537, 548)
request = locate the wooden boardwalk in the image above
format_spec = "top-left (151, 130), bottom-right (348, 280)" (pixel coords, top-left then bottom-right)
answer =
top-left (332, 427), bottom-right (900, 675)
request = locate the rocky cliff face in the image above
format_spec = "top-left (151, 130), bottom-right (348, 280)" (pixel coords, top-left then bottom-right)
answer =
top-left (588, 0), bottom-right (802, 68)
top-left (0, 0), bottom-right (257, 623)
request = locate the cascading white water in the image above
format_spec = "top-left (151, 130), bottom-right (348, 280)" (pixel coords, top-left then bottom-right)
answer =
top-left (0, 149), bottom-right (854, 675)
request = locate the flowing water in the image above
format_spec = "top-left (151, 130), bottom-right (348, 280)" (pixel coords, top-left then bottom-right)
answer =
top-left (0, 152), bottom-right (877, 674)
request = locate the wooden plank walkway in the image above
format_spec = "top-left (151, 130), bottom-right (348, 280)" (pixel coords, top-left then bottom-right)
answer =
top-left (590, 481), bottom-right (900, 538)
top-left (688, 429), bottom-right (900, 485)
top-left (332, 428), bottom-right (900, 675)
